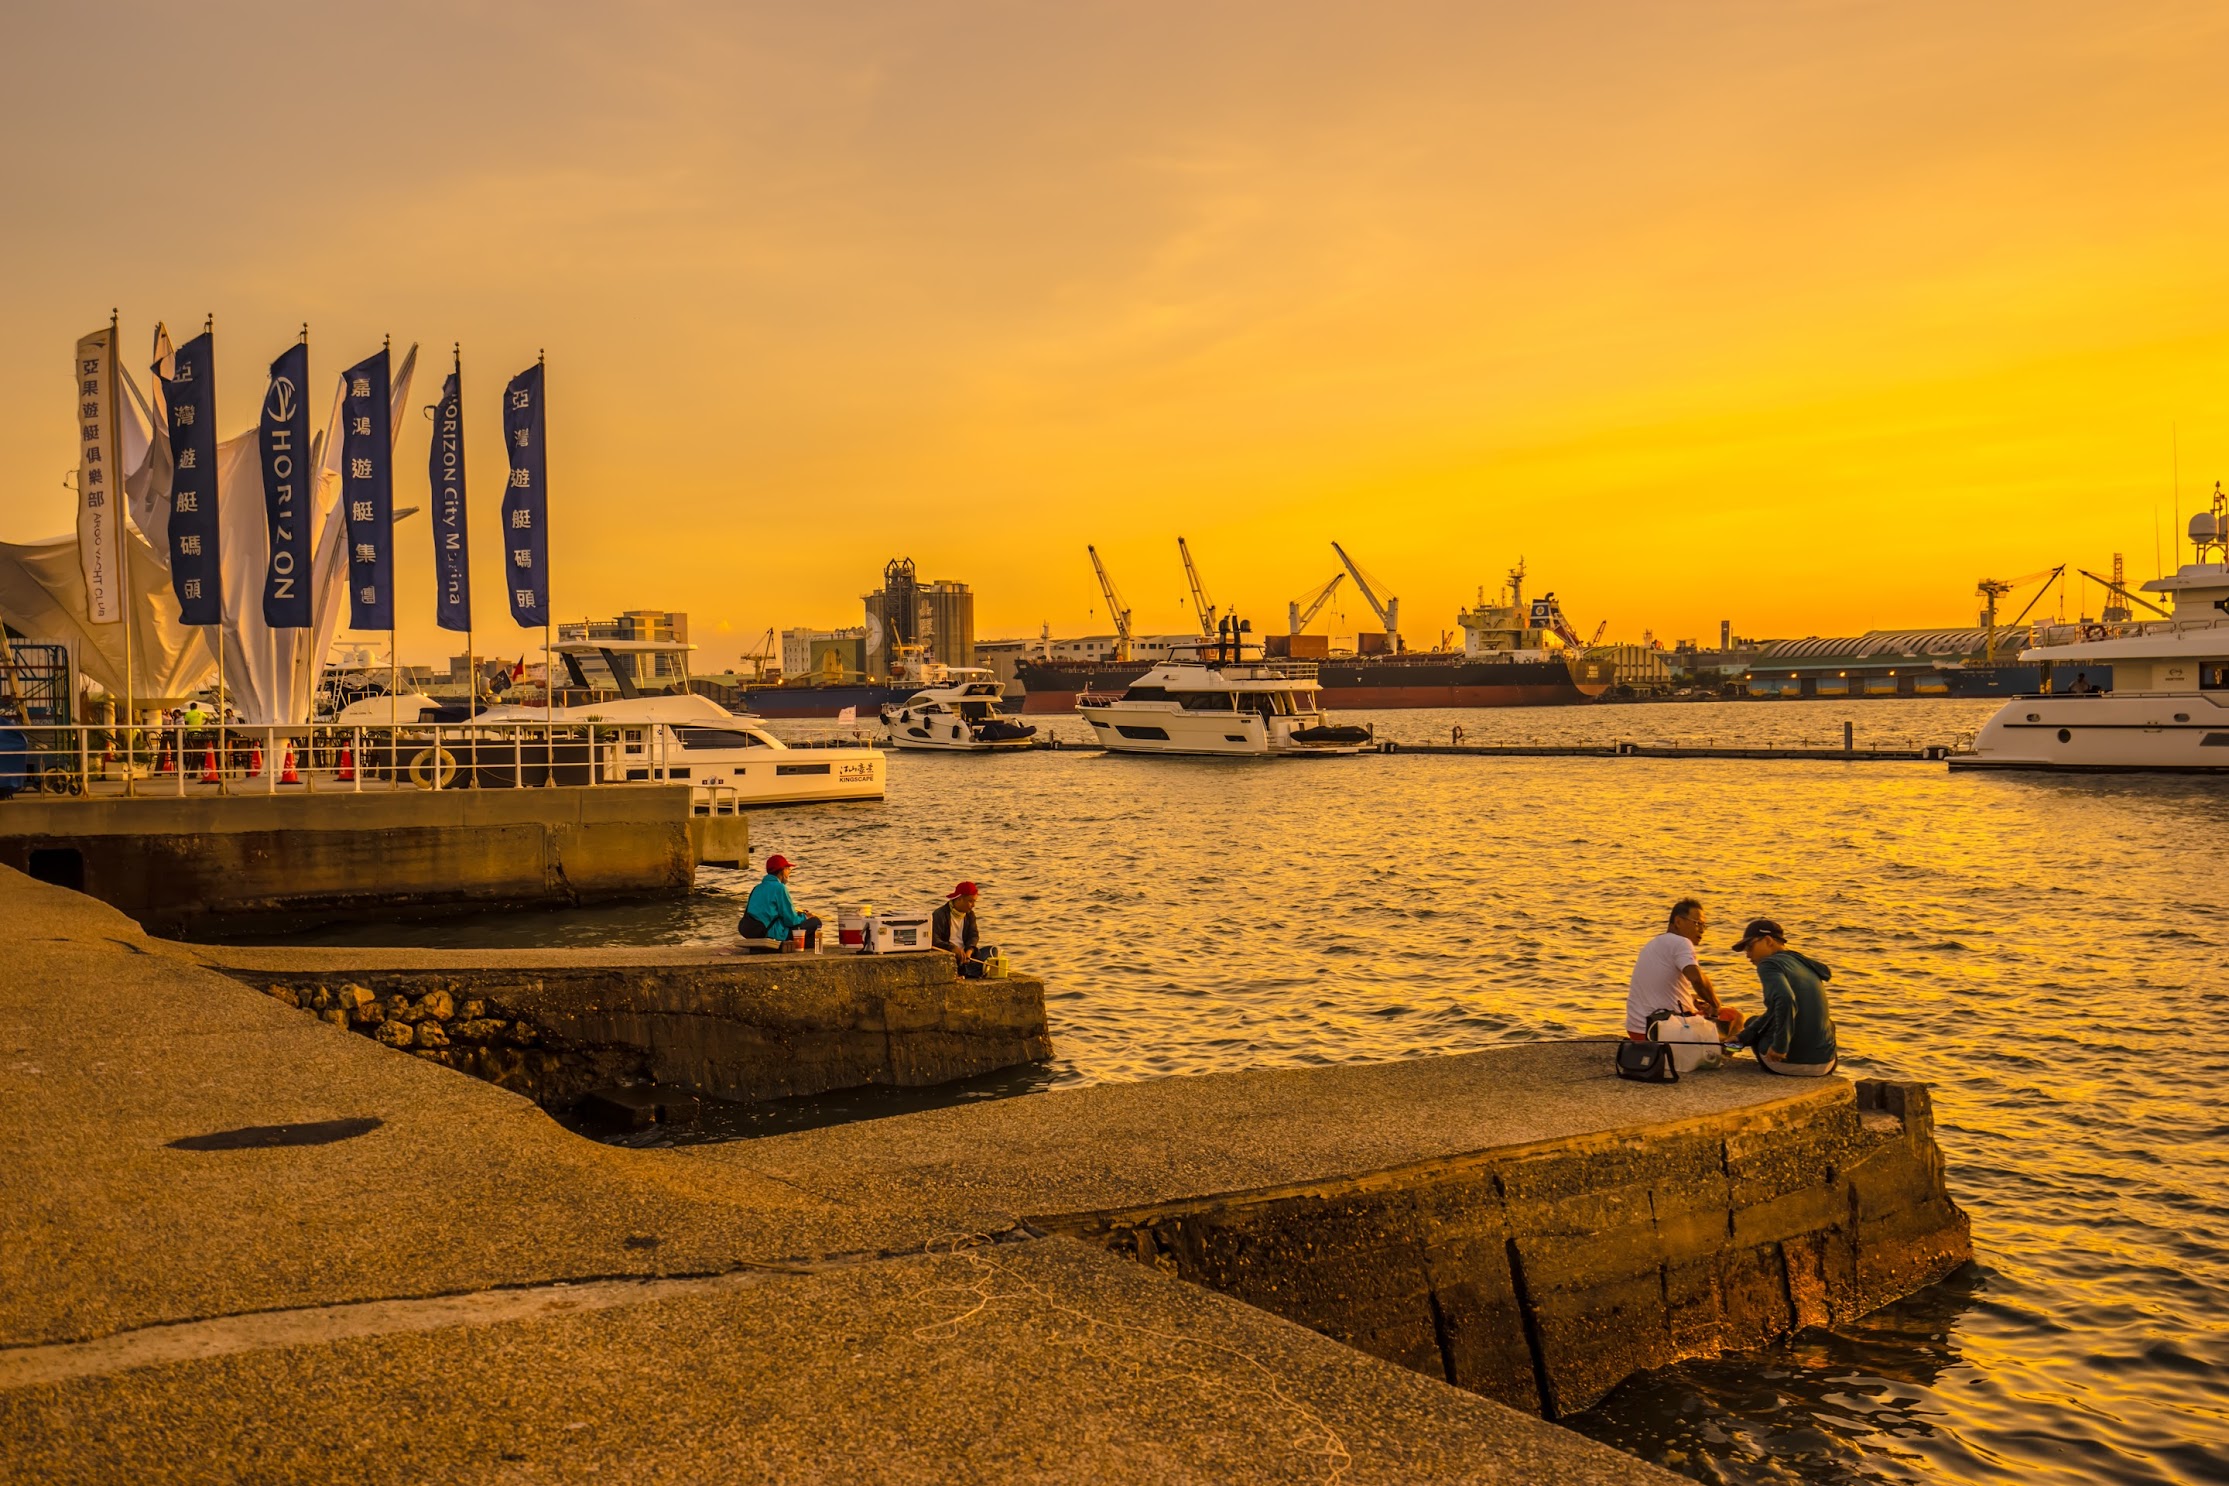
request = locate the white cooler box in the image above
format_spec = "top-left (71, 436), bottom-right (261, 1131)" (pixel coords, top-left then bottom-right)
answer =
top-left (1649, 1013), bottom-right (1726, 1073)
top-left (863, 913), bottom-right (933, 953)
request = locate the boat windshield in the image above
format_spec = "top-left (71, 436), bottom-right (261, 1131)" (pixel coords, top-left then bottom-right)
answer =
top-left (675, 727), bottom-right (771, 751)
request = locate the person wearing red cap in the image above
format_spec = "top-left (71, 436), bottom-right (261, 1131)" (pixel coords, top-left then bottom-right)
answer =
top-left (931, 882), bottom-right (997, 978)
top-left (739, 853), bottom-right (820, 952)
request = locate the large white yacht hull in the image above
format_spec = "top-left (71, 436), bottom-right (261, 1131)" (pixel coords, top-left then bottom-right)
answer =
top-left (1953, 693), bottom-right (2229, 772)
top-left (1078, 707), bottom-right (1367, 757)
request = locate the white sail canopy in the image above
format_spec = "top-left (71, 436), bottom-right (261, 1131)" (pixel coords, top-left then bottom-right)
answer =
top-left (0, 340), bottom-right (418, 723)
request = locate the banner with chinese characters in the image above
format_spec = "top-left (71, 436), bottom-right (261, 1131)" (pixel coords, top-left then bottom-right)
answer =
top-left (258, 342), bottom-right (313, 628)
top-left (341, 348), bottom-right (394, 630)
top-left (73, 328), bottom-right (124, 623)
top-left (429, 366), bottom-right (471, 631)
top-left (500, 361), bottom-right (548, 626)
top-left (160, 330), bottom-right (222, 626)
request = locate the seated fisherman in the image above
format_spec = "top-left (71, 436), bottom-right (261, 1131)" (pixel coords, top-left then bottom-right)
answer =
top-left (1728, 918), bottom-right (1839, 1075)
top-left (1626, 897), bottom-right (1746, 1041)
top-left (739, 854), bottom-right (820, 952)
top-left (931, 881), bottom-right (998, 978)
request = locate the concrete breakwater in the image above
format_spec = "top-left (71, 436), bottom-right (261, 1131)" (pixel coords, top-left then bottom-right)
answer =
top-left (2, 865), bottom-right (1970, 1483)
top-left (1043, 1075), bottom-right (1966, 1416)
top-left (0, 786), bottom-right (704, 937)
top-left (199, 944), bottom-right (1054, 1109)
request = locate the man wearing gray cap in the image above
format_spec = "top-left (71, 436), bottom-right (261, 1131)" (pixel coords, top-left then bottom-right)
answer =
top-left (1728, 918), bottom-right (1839, 1076)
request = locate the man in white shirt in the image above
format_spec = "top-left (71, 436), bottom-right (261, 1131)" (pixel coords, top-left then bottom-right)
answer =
top-left (1625, 898), bottom-right (1747, 1041)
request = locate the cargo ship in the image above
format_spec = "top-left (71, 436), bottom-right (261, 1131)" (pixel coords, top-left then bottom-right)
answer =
top-left (1016, 571), bottom-right (1611, 713)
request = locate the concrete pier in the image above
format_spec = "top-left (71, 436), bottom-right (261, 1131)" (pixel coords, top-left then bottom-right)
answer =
top-left (0, 786), bottom-right (700, 937)
top-left (197, 943), bottom-right (1054, 1107)
top-left (0, 866), bottom-right (1970, 1482)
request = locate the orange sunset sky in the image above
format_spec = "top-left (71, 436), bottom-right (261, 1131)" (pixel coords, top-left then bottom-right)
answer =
top-left (5, 1), bottom-right (2229, 668)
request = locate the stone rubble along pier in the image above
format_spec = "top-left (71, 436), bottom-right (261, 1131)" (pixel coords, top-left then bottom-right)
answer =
top-left (0, 864), bottom-right (1968, 1482)
top-left (196, 943), bottom-right (1055, 1107)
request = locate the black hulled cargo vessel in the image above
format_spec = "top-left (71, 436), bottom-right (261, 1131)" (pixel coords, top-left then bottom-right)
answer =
top-left (1018, 567), bottom-right (1610, 712)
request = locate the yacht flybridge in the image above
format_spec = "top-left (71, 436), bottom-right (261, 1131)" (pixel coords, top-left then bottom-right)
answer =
top-left (1956, 490), bottom-right (2229, 772)
top-left (1077, 618), bottom-right (1375, 757)
top-left (879, 668), bottom-right (1038, 752)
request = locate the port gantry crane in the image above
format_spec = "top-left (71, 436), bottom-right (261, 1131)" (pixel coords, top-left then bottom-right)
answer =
top-left (1286, 572), bottom-right (1346, 634)
top-left (1177, 537), bottom-right (1219, 639)
top-left (1330, 542), bottom-right (1400, 650)
top-left (1975, 565), bottom-right (2066, 662)
top-left (1087, 544), bottom-right (1135, 663)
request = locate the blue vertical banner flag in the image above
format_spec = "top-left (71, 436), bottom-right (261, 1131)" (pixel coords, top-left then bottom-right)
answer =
top-left (341, 348), bottom-right (394, 630)
top-left (500, 361), bottom-right (548, 626)
top-left (160, 331), bottom-right (222, 626)
top-left (258, 342), bottom-right (313, 627)
top-left (429, 362), bottom-right (471, 631)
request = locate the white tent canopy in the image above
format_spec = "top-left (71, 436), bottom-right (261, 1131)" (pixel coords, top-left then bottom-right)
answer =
top-left (0, 343), bottom-right (417, 723)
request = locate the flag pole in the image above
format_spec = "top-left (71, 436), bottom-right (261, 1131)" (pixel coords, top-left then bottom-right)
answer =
top-left (207, 313), bottom-right (225, 791)
top-left (386, 334), bottom-right (399, 724)
top-left (458, 343), bottom-right (474, 718)
top-left (113, 310), bottom-right (135, 794)
top-left (541, 350), bottom-right (551, 730)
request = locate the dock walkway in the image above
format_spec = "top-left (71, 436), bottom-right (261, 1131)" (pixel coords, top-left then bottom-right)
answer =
top-left (0, 866), bottom-right (1966, 1482)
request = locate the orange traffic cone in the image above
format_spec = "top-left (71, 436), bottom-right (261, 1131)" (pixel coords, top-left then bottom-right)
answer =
top-left (280, 746), bottom-right (300, 785)
top-left (337, 746), bottom-right (355, 783)
top-left (157, 740), bottom-right (175, 773)
top-left (199, 748), bottom-right (220, 784)
top-left (248, 744), bottom-right (265, 778)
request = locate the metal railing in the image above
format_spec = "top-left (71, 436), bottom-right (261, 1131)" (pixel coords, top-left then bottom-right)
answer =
top-left (0, 720), bottom-right (700, 800)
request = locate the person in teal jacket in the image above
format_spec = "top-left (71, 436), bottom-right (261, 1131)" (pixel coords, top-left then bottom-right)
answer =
top-left (740, 854), bottom-right (820, 951)
top-left (1728, 919), bottom-right (1838, 1075)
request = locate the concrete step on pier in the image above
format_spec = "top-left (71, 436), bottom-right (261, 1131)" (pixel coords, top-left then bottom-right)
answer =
top-left (0, 866), bottom-right (1969, 1483)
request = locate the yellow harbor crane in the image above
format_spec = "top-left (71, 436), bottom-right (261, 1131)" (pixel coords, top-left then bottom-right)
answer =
top-left (1087, 544), bottom-right (1134, 663)
top-left (1286, 572), bottom-right (1345, 634)
top-left (1976, 565), bottom-right (2065, 661)
top-left (1177, 537), bottom-right (1219, 639)
top-left (1330, 542), bottom-right (1400, 649)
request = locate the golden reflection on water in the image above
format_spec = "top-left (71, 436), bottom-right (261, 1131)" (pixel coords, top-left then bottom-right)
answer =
top-left (273, 700), bottom-right (2229, 1486)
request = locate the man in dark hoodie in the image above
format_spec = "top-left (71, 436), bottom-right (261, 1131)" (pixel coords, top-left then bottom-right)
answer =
top-left (1728, 918), bottom-right (1838, 1075)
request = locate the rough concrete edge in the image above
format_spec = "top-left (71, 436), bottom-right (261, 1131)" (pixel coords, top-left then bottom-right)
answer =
top-left (1027, 1077), bottom-right (1853, 1234)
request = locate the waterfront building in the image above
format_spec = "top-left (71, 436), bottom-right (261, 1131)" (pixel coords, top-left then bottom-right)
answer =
top-left (1747, 627), bottom-right (2106, 697)
top-left (781, 626), bottom-right (869, 683)
top-left (1580, 642), bottom-right (1675, 694)
top-left (862, 559), bottom-right (976, 676)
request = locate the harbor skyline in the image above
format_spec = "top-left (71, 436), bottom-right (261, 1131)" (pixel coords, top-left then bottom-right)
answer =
top-left (7, 1), bottom-right (2229, 665)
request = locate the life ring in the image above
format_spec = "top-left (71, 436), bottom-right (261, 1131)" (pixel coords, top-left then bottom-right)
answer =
top-left (408, 745), bottom-right (459, 791)
top-left (2081, 623), bottom-right (2108, 642)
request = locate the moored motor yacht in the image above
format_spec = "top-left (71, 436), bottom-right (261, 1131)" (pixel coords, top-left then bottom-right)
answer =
top-left (1955, 490), bottom-right (2229, 772)
top-left (879, 669), bottom-right (1038, 751)
top-left (469, 690), bottom-right (886, 805)
top-left (1077, 619), bottom-right (1375, 757)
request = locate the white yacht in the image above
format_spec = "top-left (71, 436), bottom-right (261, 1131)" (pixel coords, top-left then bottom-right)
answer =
top-left (476, 640), bottom-right (885, 805)
top-left (880, 669), bottom-right (1038, 752)
top-left (1078, 621), bottom-right (1375, 757)
top-left (1955, 496), bottom-right (2229, 772)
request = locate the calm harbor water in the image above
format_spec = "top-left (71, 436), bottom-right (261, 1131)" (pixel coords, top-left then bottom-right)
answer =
top-left (280, 700), bottom-right (2229, 1486)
